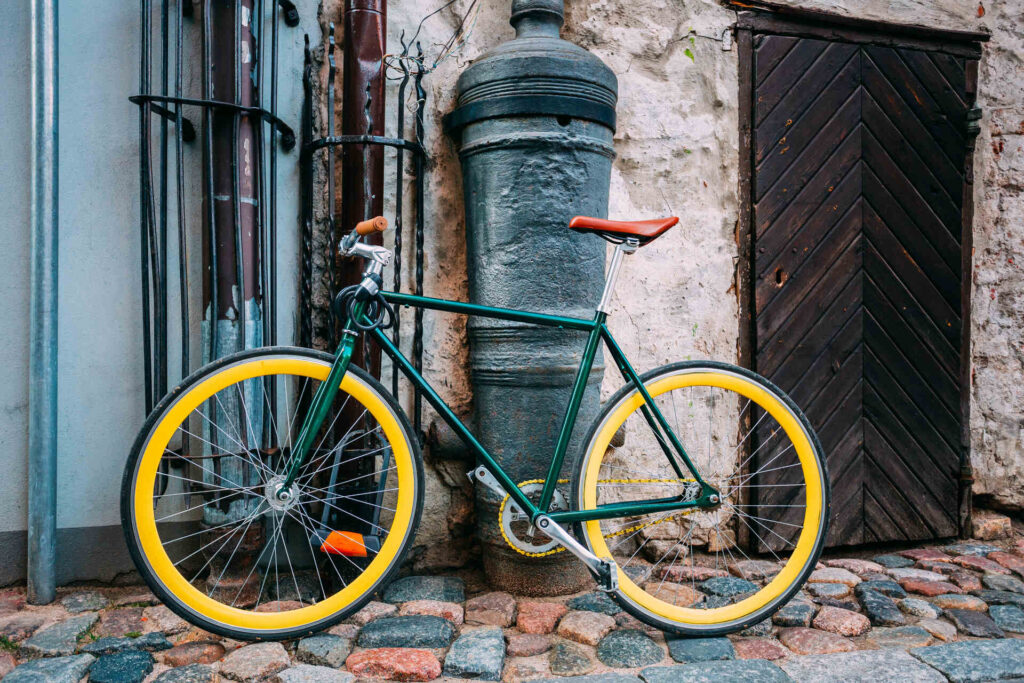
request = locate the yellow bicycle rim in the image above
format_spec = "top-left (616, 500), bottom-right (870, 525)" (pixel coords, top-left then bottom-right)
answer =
top-left (581, 369), bottom-right (824, 625)
top-left (132, 357), bottom-right (415, 632)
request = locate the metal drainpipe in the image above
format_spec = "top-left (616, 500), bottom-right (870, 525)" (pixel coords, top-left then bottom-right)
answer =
top-left (207, 0), bottom-right (261, 364)
top-left (331, 1), bottom-right (386, 495)
top-left (446, 0), bottom-right (617, 595)
top-left (28, 0), bottom-right (59, 605)
top-left (201, 1), bottom-right (263, 551)
top-left (338, 0), bottom-right (386, 377)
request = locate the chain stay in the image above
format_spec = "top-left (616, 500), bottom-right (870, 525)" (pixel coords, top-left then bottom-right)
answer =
top-left (499, 478), bottom-right (701, 557)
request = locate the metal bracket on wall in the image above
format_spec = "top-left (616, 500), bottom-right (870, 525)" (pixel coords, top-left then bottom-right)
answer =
top-left (277, 0), bottom-right (300, 26)
top-left (129, 95), bottom-right (297, 150)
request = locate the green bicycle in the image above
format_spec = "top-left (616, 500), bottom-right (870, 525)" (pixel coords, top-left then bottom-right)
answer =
top-left (121, 215), bottom-right (830, 640)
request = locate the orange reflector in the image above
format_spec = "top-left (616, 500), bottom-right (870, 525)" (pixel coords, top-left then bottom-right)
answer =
top-left (320, 531), bottom-right (368, 557)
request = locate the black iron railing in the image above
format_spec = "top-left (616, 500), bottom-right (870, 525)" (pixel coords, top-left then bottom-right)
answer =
top-left (301, 27), bottom-right (428, 436)
top-left (132, 0), bottom-right (298, 413)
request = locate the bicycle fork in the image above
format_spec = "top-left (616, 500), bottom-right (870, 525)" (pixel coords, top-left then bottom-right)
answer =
top-left (279, 239), bottom-right (391, 493)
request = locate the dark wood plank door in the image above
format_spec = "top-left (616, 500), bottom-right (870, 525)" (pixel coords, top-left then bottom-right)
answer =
top-left (750, 34), bottom-right (970, 545)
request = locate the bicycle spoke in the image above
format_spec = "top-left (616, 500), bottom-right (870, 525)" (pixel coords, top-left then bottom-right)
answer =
top-left (298, 437), bottom-right (388, 486)
top-left (288, 504), bottom-right (360, 577)
top-left (155, 489), bottom-right (252, 522)
top-left (298, 493), bottom-right (389, 535)
top-left (211, 392), bottom-right (271, 483)
top-left (207, 507), bottom-right (265, 598)
top-left (194, 402), bottom-right (271, 476)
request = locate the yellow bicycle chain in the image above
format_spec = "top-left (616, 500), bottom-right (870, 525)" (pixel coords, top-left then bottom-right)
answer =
top-left (498, 478), bottom-right (699, 558)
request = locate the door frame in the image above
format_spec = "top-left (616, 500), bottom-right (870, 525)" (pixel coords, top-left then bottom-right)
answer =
top-left (732, 4), bottom-right (987, 539)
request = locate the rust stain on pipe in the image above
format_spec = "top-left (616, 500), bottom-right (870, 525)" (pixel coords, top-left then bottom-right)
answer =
top-left (337, 0), bottom-right (385, 373)
top-left (206, 0), bottom-right (260, 320)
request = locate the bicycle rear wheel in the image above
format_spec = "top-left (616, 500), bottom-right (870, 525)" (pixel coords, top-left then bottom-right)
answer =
top-left (570, 361), bottom-right (829, 635)
top-left (121, 347), bottom-right (422, 640)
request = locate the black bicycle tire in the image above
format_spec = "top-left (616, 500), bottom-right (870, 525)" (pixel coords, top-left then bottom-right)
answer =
top-left (569, 360), bottom-right (831, 636)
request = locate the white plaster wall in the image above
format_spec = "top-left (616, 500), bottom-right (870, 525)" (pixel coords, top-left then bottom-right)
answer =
top-left (563, 0), bottom-right (740, 386)
top-left (0, 4), bottom-right (33, 536)
top-left (969, 15), bottom-right (1024, 511)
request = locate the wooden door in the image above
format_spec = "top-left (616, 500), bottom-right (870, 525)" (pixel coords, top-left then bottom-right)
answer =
top-left (744, 21), bottom-right (980, 546)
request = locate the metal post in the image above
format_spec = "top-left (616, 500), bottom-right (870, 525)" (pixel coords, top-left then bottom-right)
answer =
top-left (339, 0), bottom-right (385, 376)
top-left (202, 0), bottom-right (264, 539)
top-left (28, 0), bottom-right (58, 605)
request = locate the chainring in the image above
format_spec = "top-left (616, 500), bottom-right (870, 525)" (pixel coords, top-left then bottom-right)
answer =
top-left (499, 480), bottom-right (569, 557)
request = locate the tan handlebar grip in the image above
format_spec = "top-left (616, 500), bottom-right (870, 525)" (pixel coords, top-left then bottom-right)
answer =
top-left (355, 216), bottom-right (388, 236)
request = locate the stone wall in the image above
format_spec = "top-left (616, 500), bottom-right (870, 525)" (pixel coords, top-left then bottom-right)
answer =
top-left (313, 0), bottom-right (1024, 567)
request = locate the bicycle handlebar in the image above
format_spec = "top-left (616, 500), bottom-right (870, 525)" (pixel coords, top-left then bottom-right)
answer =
top-left (341, 215), bottom-right (388, 255)
top-left (355, 216), bottom-right (388, 236)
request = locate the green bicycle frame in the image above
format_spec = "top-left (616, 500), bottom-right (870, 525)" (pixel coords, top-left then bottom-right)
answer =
top-left (283, 290), bottom-right (719, 525)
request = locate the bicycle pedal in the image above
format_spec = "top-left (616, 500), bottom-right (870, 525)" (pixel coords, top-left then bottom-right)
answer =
top-left (311, 529), bottom-right (380, 557)
top-left (595, 558), bottom-right (619, 593)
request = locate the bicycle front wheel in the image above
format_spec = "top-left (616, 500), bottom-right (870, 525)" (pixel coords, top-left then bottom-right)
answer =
top-left (121, 347), bottom-right (423, 640)
top-left (571, 361), bottom-right (829, 635)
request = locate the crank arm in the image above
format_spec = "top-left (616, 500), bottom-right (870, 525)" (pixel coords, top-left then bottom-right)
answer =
top-left (535, 515), bottom-right (619, 592)
top-left (468, 465), bottom-right (508, 499)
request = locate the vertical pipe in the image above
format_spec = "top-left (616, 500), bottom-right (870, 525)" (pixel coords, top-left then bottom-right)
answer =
top-left (391, 47), bottom-right (410, 397)
top-left (339, 0), bottom-right (385, 376)
top-left (205, 0), bottom-right (263, 530)
top-left (140, 0), bottom-right (155, 412)
top-left (255, 0), bottom-right (273, 447)
top-left (157, 0), bottom-right (169, 398)
top-left (28, 0), bottom-right (58, 605)
top-left (325, 29), bottom-right (338, 347)
top-left (230, 0), bottom-right (247, 356)
top-left (175, 0), bottom-right (190, 377)
top-left (202, 0), bottom-right (219, 363)
top-left (256, 0), bottom-right (269, 358)
top-left (412, 48), bottom-right (425, 435)
top-left (269, 0), bottom-right (280, 348)
top-left (208, 0), bottom-right (260, 362)
top-left (140, 0), bottom-right (164, 415)
top-left (299, 36), bottom-right (313, 349)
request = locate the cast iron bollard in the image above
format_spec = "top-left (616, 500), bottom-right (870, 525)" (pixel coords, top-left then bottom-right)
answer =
top-left (447, 0), bottom-right (617, 595)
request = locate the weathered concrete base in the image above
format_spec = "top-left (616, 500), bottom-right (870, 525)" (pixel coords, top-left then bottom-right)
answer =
top-left (0, 526), bottom-right (134, 587)
top-left (481, 544), bottom-right (591, 597)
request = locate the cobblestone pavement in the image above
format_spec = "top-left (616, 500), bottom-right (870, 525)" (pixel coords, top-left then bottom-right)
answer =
top-left (2, 531), bottom-right (1023, 682)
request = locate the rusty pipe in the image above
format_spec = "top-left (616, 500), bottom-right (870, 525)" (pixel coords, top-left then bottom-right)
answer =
top-left (338, 0), bottom-right (385, 376)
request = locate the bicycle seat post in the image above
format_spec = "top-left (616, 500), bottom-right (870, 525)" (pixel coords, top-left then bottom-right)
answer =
top-left (597, 237), bottom-right (638, 313)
